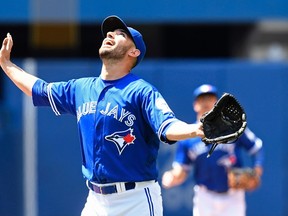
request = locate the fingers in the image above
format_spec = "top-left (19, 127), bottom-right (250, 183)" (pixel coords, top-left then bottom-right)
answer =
top-left (2, 33), bottom-right (12, 51)
top-left (0, 33), bottom-right (13, 64)
top-left (6, 33), bottom-right (13, 51)
top-left (6, 33), bottom-right (10, 51)
top-left (1, 38), bottom-right (7, 50)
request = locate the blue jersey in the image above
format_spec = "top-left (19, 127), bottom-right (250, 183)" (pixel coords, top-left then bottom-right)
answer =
top-left (32, 73), bottom-right (177, 183)
top-left (174, 127), bottom-right (264, 193)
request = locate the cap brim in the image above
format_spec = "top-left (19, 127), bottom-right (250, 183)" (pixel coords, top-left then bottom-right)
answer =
top-left (101, 15), bottom-right (133, 40)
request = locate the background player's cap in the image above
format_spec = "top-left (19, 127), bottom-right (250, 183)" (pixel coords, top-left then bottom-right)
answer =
top-left (101, 15), bottom-right (146, 67)
top-left (193, 84), bottom-right (218, 99)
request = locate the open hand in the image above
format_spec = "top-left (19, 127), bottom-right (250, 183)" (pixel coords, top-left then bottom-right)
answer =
top-left (0, 33), bottom-right (13, 65)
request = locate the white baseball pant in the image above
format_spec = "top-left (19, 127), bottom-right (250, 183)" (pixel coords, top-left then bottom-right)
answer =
top-left (193, 185), bottom-right (246, 216)
top-left (81, 180), bottom-right (163, 216)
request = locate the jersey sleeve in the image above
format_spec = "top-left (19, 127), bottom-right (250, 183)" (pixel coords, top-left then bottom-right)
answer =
top-left (140, 87), bottom-right (178, 144)
top-left (32, 78), bottom-right (77, 116)
top-left (238, 127), bottom-right (264, 167)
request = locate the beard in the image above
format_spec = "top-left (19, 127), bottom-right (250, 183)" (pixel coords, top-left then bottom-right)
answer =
top-left (99, 44), bottom-right (131, 63)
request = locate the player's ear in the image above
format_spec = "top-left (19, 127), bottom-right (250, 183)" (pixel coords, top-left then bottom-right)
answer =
top-left (129, 48), bottom-right (140, 58)
top-left (193, 101), bottom-right (200, 113)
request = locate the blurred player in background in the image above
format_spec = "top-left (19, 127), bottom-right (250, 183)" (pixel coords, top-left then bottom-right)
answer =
top-left (161, 84), bottom-right (264, 216)
top-left (0, 15), bottom-right (204, 216)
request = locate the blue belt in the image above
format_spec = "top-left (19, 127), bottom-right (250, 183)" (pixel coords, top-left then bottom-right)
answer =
top-left (87, 181), bottom-right (136, 195)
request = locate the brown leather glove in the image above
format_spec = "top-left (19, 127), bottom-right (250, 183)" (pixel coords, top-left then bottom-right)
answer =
top-left (228, 167), bottom-right (261, 191)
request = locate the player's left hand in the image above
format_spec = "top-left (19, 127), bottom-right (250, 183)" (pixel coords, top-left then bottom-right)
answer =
top-left (0, 33), bottom-right (13, 65)
top-left (195, 122), bottom-right (204, 138)
top-left (188, 122), bottom-right (204, 138)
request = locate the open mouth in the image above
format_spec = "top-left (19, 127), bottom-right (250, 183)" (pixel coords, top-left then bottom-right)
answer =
top-left (103, 39), bottom-right (114, 47)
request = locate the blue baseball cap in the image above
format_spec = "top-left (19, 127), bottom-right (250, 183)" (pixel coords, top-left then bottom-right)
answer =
top-left (101, 15), bottom-right (146, 67)
top-left (193, 84), bottom-right (218, 99)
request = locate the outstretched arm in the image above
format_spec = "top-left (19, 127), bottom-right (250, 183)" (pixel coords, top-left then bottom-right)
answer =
top-left (0, 33), bottom-right (39, 96)
top-left (165, 120), bottom-right (204, 141)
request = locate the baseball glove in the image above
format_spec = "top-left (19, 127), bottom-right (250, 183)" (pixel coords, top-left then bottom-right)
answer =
top-left (228, 168), bottom-right (261, 191)
top-left (200, 93), bottom-right (247, 157)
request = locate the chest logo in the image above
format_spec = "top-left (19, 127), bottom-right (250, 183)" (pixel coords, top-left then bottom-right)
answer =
top-left (217, 154), bottom-right (237, 168)
top-left (105, 128), bottom-right (136, 155)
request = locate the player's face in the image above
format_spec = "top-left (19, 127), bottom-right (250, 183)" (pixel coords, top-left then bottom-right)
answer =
top-left (194, 94), bottom-right (218, 115)
top-left (99, 29), bottom-right (135, 61)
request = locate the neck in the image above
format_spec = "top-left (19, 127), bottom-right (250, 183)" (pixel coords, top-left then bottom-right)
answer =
top-left (100, 61), bottom-right (131, 81)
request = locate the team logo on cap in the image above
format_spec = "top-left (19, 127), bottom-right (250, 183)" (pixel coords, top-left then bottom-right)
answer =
top-left (105, 128), bottom-right (136, 155)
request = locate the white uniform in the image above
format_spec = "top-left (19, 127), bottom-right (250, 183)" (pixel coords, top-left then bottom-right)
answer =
top-left (81, 181), bottom-right (162, 216)
top-left (193, 185), bottom-right (245, 216)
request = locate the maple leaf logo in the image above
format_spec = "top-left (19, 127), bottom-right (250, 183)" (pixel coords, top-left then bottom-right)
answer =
top-left (105, 128), bottom-right (136, 155)
top-left (123, 133), bottom-right (136, 143)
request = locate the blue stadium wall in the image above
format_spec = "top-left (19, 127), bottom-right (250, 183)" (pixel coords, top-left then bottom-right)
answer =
top-left (0, 59), bottom-right (287, 216)
top-left (0, 0), bottom-right (288, 23)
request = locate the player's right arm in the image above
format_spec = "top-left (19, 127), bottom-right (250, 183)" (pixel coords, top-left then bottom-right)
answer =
top-left (161, 165), bottom-right (188, 188)
top-left (0, 33), bottom-right (38, 96)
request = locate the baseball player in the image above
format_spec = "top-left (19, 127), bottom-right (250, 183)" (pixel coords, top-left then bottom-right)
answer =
top-left (162, 84), bottom-right (264, 216)
top-left (0, 15), bottom-right (204, 216)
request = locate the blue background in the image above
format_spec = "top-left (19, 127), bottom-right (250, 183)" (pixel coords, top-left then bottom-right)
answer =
top-left (0, 0), bottom-right (288, 215)
top-left (1, 59), bottom-right (287, 216)
top-left (0, 0), bottom-right (288, 23)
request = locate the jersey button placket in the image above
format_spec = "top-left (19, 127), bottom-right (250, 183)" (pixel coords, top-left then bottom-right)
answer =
top-left (93, 86), bottom-right (110, 181)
